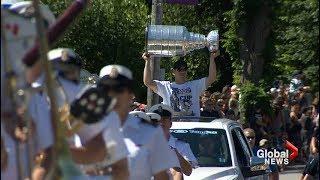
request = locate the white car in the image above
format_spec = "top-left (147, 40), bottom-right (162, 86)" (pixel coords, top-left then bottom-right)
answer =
top-left (170, 118), bottom-right (269, 180)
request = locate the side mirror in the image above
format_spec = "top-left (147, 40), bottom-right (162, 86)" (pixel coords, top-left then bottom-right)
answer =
top-left (241, 156), bottom-right (269, 178)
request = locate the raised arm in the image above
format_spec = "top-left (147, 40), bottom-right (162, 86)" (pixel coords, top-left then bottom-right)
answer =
top-left (310, 135), bottom-right (318, 154)
top-left (173, 149), bottom-right (192, 176)
top-left (142, 53), bottom-right (158, 93)
top-left (205, 50), bottom-right (219, 88)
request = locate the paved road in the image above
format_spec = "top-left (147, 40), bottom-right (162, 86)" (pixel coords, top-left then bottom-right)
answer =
top-left (279, 164), bottom-right (305, 180)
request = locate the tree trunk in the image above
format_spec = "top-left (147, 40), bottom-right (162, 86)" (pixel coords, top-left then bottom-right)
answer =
top-left (239, 2), bottom-right (272, 84)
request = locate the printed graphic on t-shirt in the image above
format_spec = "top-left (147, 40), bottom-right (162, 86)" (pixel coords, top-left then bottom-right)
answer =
top-left (170, 86), bottom-right (195, 116)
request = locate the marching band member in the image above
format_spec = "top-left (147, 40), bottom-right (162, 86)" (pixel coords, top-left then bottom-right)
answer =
top-left (149, 104), bottom-right (198, 179)
top-left (27, 50), bottom-right (83, 179)
top-left (71, 100), bottom-right (130, 180)
top-left (98, 65), bottom-right (179, 180)
top-left (1, 2), bottom-right (56, 179)
top-left (69, 83), bottom-right (130, 179)
top-left (31, 46), bottom-right (129, 180)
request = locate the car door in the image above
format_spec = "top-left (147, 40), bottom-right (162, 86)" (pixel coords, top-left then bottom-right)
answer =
top-left (231, 127), bottom-right (267, 180)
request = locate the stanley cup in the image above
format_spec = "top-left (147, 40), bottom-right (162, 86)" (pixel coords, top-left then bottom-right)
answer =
top-left (146, 25), bottom-right (219, 57)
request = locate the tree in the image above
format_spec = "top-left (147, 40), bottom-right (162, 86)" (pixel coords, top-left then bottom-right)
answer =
top-left (42, 0), bottom-right (319, 102)
top-left (272, 0), bottom-right (319, 92)
top-left (161, 0), bottom-right (234, 92)
top-left (223, 0), bottom-right (274, 85)
top-left (43, 0), bottom-right (149, 100)
top-left (239, 82), bottom-right (273, 125)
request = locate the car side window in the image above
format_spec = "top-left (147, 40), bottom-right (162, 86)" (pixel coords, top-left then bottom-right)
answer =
top-left (234, 128), bottom-right (253, 157)
top-left (231, 129), bottom-right (250, 167)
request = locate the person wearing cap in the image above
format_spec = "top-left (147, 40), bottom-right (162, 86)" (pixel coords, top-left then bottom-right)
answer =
top-left (243, 128), bottom-right (258, 154)
top-left (8, 1), bottom-right (57, 84)
top-left (98, 64), bottom-right (178, 180)
top-left (289, 70), bottom-right (304, 94)
top-left (146, 112), bottom-right (162, 125)
top-left (26, 47), bottom-right (85, 179)
top-left (258, 139), bottom-right (280, 180)
top-left (30, 47), bottom-right (84, 146)
top-left (70, 110), bottom-right (130, 180)
top-left (47, 50), bottom-right (130, 179)
top-left (149, 104), bottom-right (198, 177)
top-left (142, 50), bottom-right (219, 118)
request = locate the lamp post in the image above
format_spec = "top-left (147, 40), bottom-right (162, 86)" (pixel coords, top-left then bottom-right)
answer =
top-left (147, 0), bottom-right (163, 107)
top-left (147, 0), bottom-right (201, 108)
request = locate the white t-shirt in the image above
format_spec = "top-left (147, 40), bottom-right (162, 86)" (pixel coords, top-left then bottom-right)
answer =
top-left (168, 135), bottom-right (198, 168)
top-left (155, 78), bottom-right (207, 117)
top-left (122, 115), bottom-right (179, 180)
top-left (76, 111), bottom-right (128, 168)
top-left (289, 78), bottom-right (302, 93)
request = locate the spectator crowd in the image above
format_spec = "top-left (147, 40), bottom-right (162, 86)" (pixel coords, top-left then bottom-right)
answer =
top-left (1, 1), bottom-right (318, 179)
top-left (198, 71), bottom-right (319, 166)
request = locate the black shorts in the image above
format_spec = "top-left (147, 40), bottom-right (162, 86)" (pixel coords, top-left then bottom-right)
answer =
top-left (303, 154), bottom-right (319, 177)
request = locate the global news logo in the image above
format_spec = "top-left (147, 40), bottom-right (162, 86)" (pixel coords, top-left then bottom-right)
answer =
top-left (257, 140), bottom-right (298, 165)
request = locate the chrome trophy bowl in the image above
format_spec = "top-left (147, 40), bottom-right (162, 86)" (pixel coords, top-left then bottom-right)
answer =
top-left (146, 25), bottom-right (219, 57)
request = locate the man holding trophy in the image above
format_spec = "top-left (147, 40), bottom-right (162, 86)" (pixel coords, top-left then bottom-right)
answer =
top-left (143, 25), bottom-right (219, 118)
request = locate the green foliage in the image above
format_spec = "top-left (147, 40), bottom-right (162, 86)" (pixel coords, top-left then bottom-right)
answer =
top-left (222, 0), bottom-right (265, 85)
top-left (161, 0), bottom-right (234, 92)
top-left (41, 0), bottom-right (318, 101)
top-left (43, 0), bottom-right (149, 100)
top-left (272, 0), bottom-right (319, 92)
top-left (239, 82), bottom-right (273, 124)
top-left (223, 0), bottom-right (318, 114)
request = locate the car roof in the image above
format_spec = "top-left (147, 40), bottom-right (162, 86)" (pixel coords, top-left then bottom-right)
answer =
top-left (171, 118), bottom-right (241, 130)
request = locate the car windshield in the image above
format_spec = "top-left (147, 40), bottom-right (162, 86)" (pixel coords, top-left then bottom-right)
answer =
top-left (170, 128), bottom-right (232, 167)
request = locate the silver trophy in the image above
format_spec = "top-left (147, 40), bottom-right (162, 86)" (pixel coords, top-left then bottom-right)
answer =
top-left (146, 25), bottom-right (219, 57)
